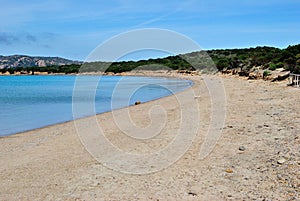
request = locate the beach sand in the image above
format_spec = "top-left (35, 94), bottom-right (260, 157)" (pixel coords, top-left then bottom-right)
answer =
top-left (0, 73), bottom-right (299, 200)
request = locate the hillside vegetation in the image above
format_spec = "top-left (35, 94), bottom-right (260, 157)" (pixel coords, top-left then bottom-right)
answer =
top-left (1, 44), bottom-right (300, 75)
top-left (209, 44), bottom-right (300, 74)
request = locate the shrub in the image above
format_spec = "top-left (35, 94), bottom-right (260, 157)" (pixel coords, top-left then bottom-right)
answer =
top-left (263, 70), bottom-right (271, 77)
top-left (275, 62), bottom-right (284, 69)
top-left (269, 62), bottom-right (284, 71)
top-left (269, 63), bottom-right (277, 70)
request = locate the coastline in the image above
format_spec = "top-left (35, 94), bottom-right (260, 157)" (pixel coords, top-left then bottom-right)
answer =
top-left (0, 69), bottom-right (200, 77)
top-left (0, 72), bottom-right (193, 137)
top-left (1, 72), bottom-right (299, 200)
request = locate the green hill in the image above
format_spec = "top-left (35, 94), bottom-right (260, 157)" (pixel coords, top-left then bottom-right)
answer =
top-left (1, 44), bottom-right (300, 74)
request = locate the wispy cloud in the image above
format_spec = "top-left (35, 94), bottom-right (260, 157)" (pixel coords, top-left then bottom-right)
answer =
top-left (0, 33), bottom-right (19, 45)
top-left (0, 0), bottom-right (299, 60)
top-left (0, 32), bottom-right (54, 46)
top-left (25, 34), bottom-right (37, 42)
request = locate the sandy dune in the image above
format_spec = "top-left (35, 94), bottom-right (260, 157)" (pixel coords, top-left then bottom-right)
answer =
top-left (0, 73), bottom-right (299, 200)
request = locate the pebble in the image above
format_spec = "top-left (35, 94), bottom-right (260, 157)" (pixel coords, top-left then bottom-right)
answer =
top-left (135, 101), bottom-right (141, 105)
top-left (225, 169), bottom-right (233, 173)
top-left (239, 146), bottom-right (246, 151)
top-left (188, 192), bottom-right (197, 196)
top-left (277, 158), bottom-right (286, 164)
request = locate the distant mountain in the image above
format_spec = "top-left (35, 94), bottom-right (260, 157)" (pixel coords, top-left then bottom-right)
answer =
top-left (0, 55), bottom-right (82, 69)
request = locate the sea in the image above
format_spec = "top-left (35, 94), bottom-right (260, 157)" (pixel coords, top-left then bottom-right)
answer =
top-left (0, 75), bottom-right (192, 136)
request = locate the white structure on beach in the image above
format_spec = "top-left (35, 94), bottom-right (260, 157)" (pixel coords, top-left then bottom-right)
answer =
top-left (290, 73), bottom-right (300, 87)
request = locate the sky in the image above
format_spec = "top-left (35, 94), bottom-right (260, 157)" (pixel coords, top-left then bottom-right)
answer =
top-left (0, 0), bottom-right (300, 61)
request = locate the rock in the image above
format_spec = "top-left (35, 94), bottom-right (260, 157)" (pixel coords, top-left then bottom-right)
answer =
top-left (266, 74), bottom-right (277, 81)
top-left (277, 71), bottom-right (290, 80)
top-left (271, 71), bottom-right (290, 82)
top-left (238, 71), bottom-right (249, 77)
top-left (0, 55), bottom-right (81, 69)
top-left (177, 70), bottom-right (191, 74)
top-left (233, 67), bottom-right (242, 75)
top-left (135, 101), bottom-right (141, 105)
top-left (239, 146), bottom-right (246, 151)
top-left (225, 169), bottom-right (233, 173)
top-left (277, 158), bottom-right (286, 164)
top-left (36, 60), bottom-right (46, 67)
top-left (105, 72), bottom-right (115, 75)
top-left (222, 69), bottom-right (233, 74)
top-left (248, 72), bottom-right (261, 80)
top-left (188, 192), bottom-right (197, 196)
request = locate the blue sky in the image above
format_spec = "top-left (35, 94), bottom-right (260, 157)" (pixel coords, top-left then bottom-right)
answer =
top-left (0, 0), bottom-right (299, 61)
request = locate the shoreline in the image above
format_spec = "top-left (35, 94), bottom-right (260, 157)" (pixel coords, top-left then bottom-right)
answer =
top-left (0, 69), bottom-right (201, 77)
top-left (1, 72), bottom-right (299, 200)
top-left (0, 71), bottom-right (194, 137)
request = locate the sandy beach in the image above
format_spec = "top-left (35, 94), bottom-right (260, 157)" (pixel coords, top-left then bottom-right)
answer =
top-left (0, 73), bottom-right (299, 200)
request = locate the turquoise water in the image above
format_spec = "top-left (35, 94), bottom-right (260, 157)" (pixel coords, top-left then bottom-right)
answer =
top-left (0, 75), bottom-right (192, 136)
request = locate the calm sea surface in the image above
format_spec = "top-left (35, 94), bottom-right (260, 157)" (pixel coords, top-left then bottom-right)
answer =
top-left (0, 75), bottom-right (192, 136)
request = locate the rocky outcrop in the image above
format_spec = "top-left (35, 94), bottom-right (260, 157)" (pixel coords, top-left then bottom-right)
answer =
top-left (0, 55), bottom-right (82, 69)
top-left (221, 66), bottom-right (290, 82)
top-left (263, 68), bottom-right (290, 82)
top-left (271, 71), bottom-right (290, 82)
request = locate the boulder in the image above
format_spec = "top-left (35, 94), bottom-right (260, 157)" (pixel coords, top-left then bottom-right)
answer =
top-left (277, 71), bottom-right (290, 81)
top-left (271, 71), bottom-right (290, 82)
top-left (248, 72), bottom-right (262, 80)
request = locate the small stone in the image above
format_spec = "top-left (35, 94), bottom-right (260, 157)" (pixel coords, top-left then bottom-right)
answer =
top-left (277, 158), bottom-right (286, 164)
top-left (135, 101), bottom-right (141, 105)
top-left (239, 146), bottom-right (246, 151)
top-left (225, 169), bottom-right (233, 173)
top-left (188, 192), bottom-right (197, 196)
